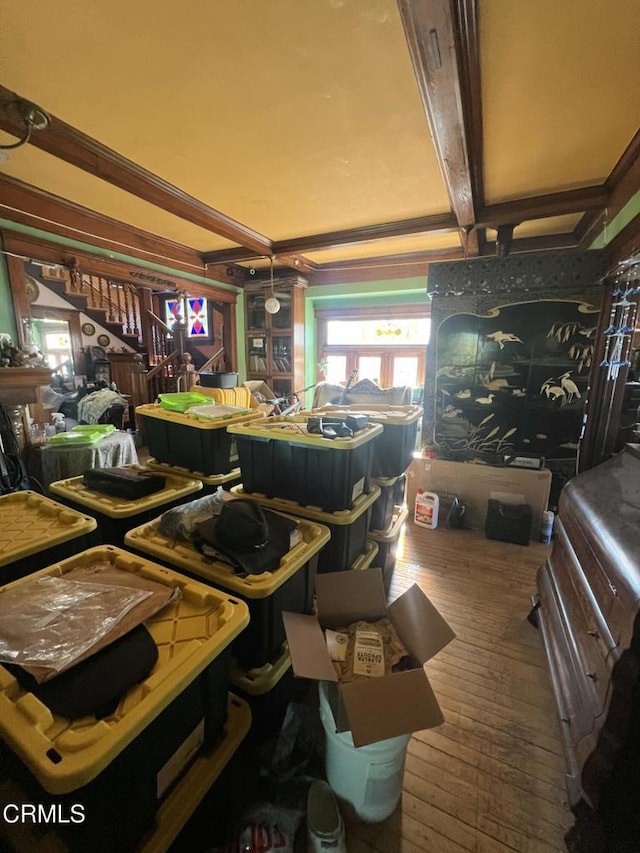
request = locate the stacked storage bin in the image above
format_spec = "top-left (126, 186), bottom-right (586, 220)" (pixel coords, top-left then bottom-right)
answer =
top-left (229, 484), bottom-right (381, 574)
top-left (0, 491), bottom-right (98, 585)
top-left (125, 514), bottom-right (330, 671)
top-left (311, 404), bottom-right (422, 589)
top-left (49, 464), bottom-right (203, 546)
top-left (226, 416), bottom-right (383, 512)
top-left (135, 387), bottom-right (264, 490)
top-left (0, 545), bottom-right (250, 852)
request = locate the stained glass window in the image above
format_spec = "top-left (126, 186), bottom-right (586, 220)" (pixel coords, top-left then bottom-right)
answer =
top-left (165, 297), bottom-right (209, 338)
top-left (187, 297), bottom-right (208, 337)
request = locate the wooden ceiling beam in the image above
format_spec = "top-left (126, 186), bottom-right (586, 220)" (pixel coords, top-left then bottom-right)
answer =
top-left (476, 185), bottom-right (609, 229)
top-left (0, 173), bottom-right (244, 279)
top-left (398, 0), bottom-right (479, 254)
top-left (479, 232), bottom-right (579, 256)
top-left (0, 84), bottom-right (272, 256)
top-left (202, 212), bottom-right (459, 264)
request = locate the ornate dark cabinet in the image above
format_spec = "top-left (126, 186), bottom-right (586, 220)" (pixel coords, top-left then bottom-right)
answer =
top-left (536, 444), bottom-right (640, 850)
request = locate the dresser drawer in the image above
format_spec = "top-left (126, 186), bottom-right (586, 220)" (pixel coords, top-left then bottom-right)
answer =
top-left (561, 509), bottom-right (628, 648)
top-left (547, 547), bottom-right (612, 720)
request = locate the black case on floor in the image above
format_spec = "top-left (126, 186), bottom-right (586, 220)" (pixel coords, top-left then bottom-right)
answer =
top-left (484, 499), bottom-right (532, 546)
top-left (83, 467), bottom-right (166, 500)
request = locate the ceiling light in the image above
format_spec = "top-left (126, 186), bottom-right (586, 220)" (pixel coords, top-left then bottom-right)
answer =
top-left (265, 255), bottom-right (280, 314)
top-left (0, 98), bottom-right (51, 151)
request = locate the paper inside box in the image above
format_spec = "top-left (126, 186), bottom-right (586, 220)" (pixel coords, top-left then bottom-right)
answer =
top-left (283, 567), bottom-right (455, 745)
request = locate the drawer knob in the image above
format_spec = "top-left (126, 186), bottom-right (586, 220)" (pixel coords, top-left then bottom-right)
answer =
top-left (586, 671), bottom-right (598, 681)
top-left (587, 630), bottom-right (600, 639)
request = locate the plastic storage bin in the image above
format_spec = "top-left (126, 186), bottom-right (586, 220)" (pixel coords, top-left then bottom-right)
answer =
top-left (146, 458), bottom-right (242, 492)
top-left (139, 693), bottom-right (251, 853)
top-left (125, 514), bottom-right (330, 669)
top-left (230, 645), bottom-right (307, 737)
top-left (48, 465), bottom-right (203, 545)
top-left (312, 404), bottom-right (422, 478)
top-left (352, 538), bottom-right (379, 571)
top-left (230, 483), bottom-right (381, 573)
top-left (319, 681), bottom-right (410, 823)
top-left (0, 693), bottom-right (251, 853)
top-left (0, 546), bottom-right (249, 852)
top-left (0, 491), bottom-right (97, 585)
top-left (369, 474), bottom-right (407, 532)
top-left (369, 505), bottom-right (408, 588)
top-left (228, 416), bottom-right (383, 512)
top-left (136, 402), bottom-right (262, 476)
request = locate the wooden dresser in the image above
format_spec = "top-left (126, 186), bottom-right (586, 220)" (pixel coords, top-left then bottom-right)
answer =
top-left (536, 444), bottom-right (640, 851)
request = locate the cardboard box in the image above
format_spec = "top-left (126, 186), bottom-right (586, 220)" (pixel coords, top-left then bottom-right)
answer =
top-left (282, 568), bottom-right (455, 746)
top-left (406, 457), bottom-right (551, 536)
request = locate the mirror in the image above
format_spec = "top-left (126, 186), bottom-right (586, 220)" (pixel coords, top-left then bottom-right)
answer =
top-left (30, 307), bottom-right (83, 392)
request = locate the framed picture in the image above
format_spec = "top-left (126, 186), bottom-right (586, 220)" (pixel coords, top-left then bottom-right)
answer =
top-left (97, 334), bottom-right (110, 347)
top-left (82, 322), bottom-right (96, 336)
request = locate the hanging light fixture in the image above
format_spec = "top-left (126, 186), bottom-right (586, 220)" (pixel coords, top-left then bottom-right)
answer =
top-left (265, 254), bottom-right (281, 314)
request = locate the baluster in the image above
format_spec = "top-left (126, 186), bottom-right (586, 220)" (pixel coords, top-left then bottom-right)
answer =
top-left (124, 285), bottom-right (134, 335)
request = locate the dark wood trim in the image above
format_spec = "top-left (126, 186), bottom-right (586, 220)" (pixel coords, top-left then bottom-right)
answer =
top-left (1, 231), bottom-right (241, 303)
top-left (202, 213), bottom-right (459, 263)
top-left (398, 0), bottom-right (476, 244)
top-left (573, 131), bottom-right (640, 248)
top-left (479, 232), bottom-right (579, 256)
top-left (476, 186), bottom-right (608, 229)
top-left (307, 246), bottom-right (466, 284)
top-left (0, 83), bottom-right (272, 256)
top-left (454, 0), bottom-right (483, 209)
top-left (4, 252), bottom-right (30, 346)
top-left (0, 174), bottom-right (220, 278)
top-left (607, 211), bottom-right (640, 265)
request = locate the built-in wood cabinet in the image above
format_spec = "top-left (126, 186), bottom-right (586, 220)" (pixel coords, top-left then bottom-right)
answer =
top-left (244, 277), bottom-right (306, 398)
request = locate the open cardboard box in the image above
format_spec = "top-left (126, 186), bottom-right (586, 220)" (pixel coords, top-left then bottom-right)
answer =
top-left (282, 568), bottom-right (455, 746)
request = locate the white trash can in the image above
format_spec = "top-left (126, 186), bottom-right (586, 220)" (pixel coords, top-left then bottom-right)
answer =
top-left (318, 681), bottom-right (410, 823)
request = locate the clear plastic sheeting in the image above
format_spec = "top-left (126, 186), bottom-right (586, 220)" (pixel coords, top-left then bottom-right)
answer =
top-left (157, 487), bottom-right (228, 540)
top-left (0, 575), bottom-right (151, 680)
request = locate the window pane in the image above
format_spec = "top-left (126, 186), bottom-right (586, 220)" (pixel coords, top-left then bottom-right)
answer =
top-left (393, 356), bottom-right (419, 387)
top-left (326, 318), bottom-right (430, 346)
top-left (325, 355), bottom-right (347, 385)
top-left (358, 356), bottom-right (381, 384)
top-left (187, 297), bottom-right (208, 337)
top-left (165, 298), bottom-right (184, 330)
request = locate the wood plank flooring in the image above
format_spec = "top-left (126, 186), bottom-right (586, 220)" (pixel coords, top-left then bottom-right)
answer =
top-left (344, 522), bottom-right (573, 852)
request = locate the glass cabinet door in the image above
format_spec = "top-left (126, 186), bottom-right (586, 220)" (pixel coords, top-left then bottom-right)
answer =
top-left (246, 291), bottom-right (267, 331)
top-left (247, 334), bottom-right (268, 373)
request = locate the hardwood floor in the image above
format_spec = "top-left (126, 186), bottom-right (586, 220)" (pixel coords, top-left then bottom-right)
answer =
top-left (344, 522), bottom-right (573, 852)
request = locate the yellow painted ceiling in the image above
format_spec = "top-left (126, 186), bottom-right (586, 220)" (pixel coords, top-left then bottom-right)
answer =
top-left (486, 214), bottom-right (583, 241)
top-left (481, 0), bottom-right (640, 203)
top-left (0, 145), bottom-right (238, 253)
top-left (0, 0), bottom-right (637, 267)
top-left (1, 0), bottom-right (450, 240)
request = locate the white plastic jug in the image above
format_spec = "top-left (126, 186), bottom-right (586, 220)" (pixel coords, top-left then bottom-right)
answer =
top-left (414, 489), bottom-right (439, 529)
top-left (318, 682), bottom-right (410, 823)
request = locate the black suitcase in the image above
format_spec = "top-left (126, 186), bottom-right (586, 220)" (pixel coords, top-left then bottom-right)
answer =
top-left (83, 467), bottom-right (166, 500)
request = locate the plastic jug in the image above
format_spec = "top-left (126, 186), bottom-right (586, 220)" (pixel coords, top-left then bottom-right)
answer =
top-left (51, 412), bottom-right (66, 434)
top-left (414, 489), bottom-right (439, 529)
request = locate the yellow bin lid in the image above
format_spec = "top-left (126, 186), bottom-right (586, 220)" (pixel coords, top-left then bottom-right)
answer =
top-left (125, 513), bottom-right (330, 599)
top-left (230, 644), bottom-right (291, 696)
top-left (0, 545), bottom-right (250, 794)
top-left (227, 415), bottom-right (382, 449)
top-left (48, 465), bottom-right (203, 518)
top-left (0, 491), bottom-right (97, 569)
top-left (229, 483), bottom-right (381, 525)
top-left (369, 505), bottom-right (409, 541)
top-left (135, 402), bottom-right (263, 430)
top-left (311, 403), bottom-right (423, 425)
top-left (147, 459), bottom-right (241, 486)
